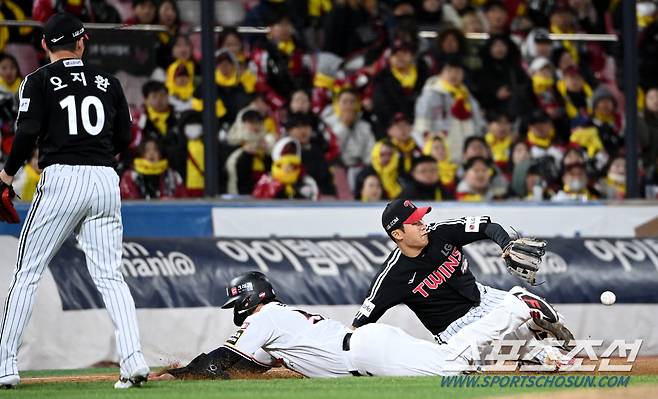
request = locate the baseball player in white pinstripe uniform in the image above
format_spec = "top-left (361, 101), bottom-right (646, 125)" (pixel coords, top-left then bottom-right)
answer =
top-left (0, 13), bottom-right (148, 389)
top-left (353, 199), bottom-right (575, 368)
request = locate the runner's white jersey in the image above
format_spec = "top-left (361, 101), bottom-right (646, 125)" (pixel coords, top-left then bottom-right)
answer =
top-left (223, 302), bottom-right (352, 377)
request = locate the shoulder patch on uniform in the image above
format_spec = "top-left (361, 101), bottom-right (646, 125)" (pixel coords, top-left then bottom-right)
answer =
top-left (358, 299), bottom-right (375, 317)
top-left (19, 98), bottom-right (30, 112)
top-left (464, 216), bottom-right (482, 232)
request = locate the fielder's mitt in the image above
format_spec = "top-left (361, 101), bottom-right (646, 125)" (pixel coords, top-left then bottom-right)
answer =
top-left (0, 182), bottom-right (19, 224)
top-left (503, 237), bottom-right (547, 285)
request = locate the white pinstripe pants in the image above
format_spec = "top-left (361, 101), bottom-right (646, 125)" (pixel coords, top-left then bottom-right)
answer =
top-left (436, 283), bottom-right (558, 363)
top-left (0, 165), bottom-right (146, 378)
top-left (348, 293), bottom-right (532, 376)
top-left (435, 283), bottom-right (508, 344)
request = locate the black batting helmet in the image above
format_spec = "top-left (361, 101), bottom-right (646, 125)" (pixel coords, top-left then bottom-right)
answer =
top-left (221, 271), bottom-right (277, 326)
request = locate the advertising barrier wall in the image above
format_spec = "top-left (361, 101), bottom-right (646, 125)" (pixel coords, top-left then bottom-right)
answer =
top-left (51, 237), bottom-right (658, 310)
top-left (1, 234), bottom-right (657, 370)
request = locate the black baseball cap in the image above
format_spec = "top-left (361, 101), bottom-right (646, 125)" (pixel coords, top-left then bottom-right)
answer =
top-left (43, 12), bottom-right (88, 46)
top-left (382, 199), bottom-right (432, 236)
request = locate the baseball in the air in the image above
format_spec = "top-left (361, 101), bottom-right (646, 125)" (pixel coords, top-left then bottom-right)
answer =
top-left (600, 291), bottom-right (616, 306)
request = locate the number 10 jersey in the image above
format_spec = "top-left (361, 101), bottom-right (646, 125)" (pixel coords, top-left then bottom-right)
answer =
top-left (7, 58), bottom-right (131, 174)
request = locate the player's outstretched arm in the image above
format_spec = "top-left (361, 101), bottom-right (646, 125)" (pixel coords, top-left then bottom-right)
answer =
top-left (431, 217), bottom-right (512, 248)
top-left (160, 346), bottom-right (272, 380)
top-left (483, 222), bottom-right (513, 249)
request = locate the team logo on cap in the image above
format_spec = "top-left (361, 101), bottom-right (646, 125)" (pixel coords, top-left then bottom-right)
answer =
top-left (403, 200), bottom-right (415, 208)
top-left (72, 28), bottom-right (85, 38)
top-left (230, 287), bottom-right (238, 296)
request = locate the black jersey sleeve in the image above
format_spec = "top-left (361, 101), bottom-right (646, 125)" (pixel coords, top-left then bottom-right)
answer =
top-left (4, 74), bottom-right (45, 176)
top-left (111, 77), bottom-right (132, 155)
top-left (352, 250), bottom-right (406, 328)
top-left (429, 216), bottom-right (512, 249)
top-left (166, 346), bottom-right (270, 380)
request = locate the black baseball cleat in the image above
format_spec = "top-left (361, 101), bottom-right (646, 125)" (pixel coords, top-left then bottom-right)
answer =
top-left (510, 286), bottom-right (559, 323)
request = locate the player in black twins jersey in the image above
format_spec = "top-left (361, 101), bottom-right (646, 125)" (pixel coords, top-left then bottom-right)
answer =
top-left (352, 199), bottom-right (576, 369)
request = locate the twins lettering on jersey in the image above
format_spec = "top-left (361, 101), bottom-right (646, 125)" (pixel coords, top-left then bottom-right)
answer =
top-left (412, 247), bottom-right (463, 298)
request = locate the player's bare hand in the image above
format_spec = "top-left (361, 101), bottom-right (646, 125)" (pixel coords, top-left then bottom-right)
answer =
top-left (149, 372), bottom-right (175, 381)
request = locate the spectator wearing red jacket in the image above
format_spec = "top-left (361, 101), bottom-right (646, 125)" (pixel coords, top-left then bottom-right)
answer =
top-left (120, 137), bottom-right (186, 200)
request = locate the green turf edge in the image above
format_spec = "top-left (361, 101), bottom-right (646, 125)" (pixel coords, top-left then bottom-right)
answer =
top-left (8, 372), bottom-right (658, 399)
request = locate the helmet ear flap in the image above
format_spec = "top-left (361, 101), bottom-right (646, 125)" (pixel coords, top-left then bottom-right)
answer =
top-left (233, 307), bottom-right (248, 326)
top-left (232, 293), bottom-right (260, 326)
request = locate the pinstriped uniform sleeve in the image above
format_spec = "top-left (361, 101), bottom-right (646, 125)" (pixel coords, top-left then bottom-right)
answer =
top-left (352, 249), bottom-right (405, 328)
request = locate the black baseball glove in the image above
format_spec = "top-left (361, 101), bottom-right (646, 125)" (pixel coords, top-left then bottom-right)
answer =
top-left (0, 181), bottom-right (19, 224)
top-left (503, 238), bottom-right (547, 285)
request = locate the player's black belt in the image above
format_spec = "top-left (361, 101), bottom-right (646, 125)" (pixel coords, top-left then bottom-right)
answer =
top-left (342, 333), bottom-right (364, 377)
top-left (342, 333), bottom-right (353, 351)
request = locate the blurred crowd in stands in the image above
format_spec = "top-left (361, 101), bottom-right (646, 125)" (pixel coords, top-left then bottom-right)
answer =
top-left (1, 0), bottom-right (658, 202)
